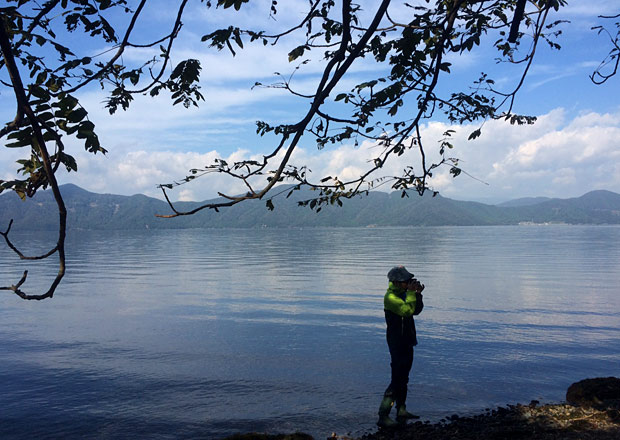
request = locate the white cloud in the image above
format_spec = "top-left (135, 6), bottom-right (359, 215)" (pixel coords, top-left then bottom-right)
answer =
top-left (483, 109), bottom-right (620, 200)
top-left (492, 110), bottom-right (620, 172)
top-left (59, 149), bottom-right (244, 201)
top-left (15, 107), bottom-right (619, 206)
top-left (552, 168), bottom-right (576, 186)
top-left (527, 72), bottom-right (576, 91)
top-left (556, 1), bottom-right (620, 20)
top-left (0, 149), bottom-right (22, 182)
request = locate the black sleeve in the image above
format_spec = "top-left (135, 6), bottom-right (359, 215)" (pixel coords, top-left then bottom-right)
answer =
top-left (413, 292), bottom-right (424, 315)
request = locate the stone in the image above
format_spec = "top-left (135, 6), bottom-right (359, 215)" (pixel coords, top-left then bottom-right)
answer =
top-left (566, 377), bottom-right (620, 409)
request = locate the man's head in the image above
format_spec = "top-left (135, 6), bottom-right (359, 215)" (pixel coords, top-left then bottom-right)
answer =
top-left (387, 266), bottom-right (414, 285)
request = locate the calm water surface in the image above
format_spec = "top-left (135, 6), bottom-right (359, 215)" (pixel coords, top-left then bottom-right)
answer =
top-left (1, 226), bottom-right (619, 439)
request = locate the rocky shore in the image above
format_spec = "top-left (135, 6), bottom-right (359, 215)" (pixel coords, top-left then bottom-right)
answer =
top-left (222, 377), bottom-right (620, 440)
top-left (353, 400), bottom-right (620, 440)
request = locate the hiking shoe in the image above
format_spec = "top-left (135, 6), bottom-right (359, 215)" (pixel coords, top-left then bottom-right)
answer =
top-left (377, 415), bottom-right (399, 428)
top-left (396, 406), bottom-right (420, 420)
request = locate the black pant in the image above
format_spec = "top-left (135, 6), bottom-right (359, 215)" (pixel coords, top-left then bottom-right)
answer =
top-left (383, 343), bottom-right (414, 408)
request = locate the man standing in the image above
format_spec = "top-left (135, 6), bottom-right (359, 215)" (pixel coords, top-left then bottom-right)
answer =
top-left (377, 265), bottom-right (425, 428)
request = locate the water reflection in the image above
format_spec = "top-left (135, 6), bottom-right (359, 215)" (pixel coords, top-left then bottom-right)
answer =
top-left (1, 226), bottom-right (619, 439)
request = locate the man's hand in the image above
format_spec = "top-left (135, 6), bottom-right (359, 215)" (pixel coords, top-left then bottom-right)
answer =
top-left (408, 278), bottom-right (425, 293)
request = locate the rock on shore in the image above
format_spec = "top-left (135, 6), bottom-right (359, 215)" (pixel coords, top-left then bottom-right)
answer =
top-left (351, 377), bottom-right (620, 440)
top-left (222, 378), bottom-right (620, 440)
top-left (566, 377), bottom-right (620, 409)
top-left (353, 400), bottom-right (620, 440)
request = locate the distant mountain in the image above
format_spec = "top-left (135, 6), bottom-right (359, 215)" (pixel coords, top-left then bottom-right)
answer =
top-left (1, 184), bottom-right (619, 230)
top-left (507, 190), bottom-right (620, 225)
top-left (497, 196), bottom-right (551, 207)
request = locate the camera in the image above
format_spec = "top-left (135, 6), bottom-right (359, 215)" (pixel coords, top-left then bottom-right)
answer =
top-left (408, 278), bottom-right (424, 292)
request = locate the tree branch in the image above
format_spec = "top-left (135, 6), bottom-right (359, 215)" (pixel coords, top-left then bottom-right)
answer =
top-left (61, 0), bottom-right (148, 94)
top-left (0, 16), bottom-right (66, 300)
top-left (158, 0), bottom-right (394, 217)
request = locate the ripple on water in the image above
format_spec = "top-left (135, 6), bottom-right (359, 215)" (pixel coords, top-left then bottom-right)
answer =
top-left (1, 226), bottom-right (619, 439)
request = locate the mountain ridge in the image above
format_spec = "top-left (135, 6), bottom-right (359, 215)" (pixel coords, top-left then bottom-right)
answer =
top-left (1, 185), bottom-right (619, 230)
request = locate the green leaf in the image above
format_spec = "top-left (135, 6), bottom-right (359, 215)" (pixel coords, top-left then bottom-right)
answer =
top-left (5, 138), bottom-right (33, 148)
top-left (37, 111), bottom-right (55, 122)
top-left (468, 129), bottom-right (481, 140)
top-left (36, 71), bottom-right (48, 84)
top-left (30, 85), bottom-right (50, 100)
top-left (67, 108), bottom-right (88, 123)
top-left (78, 120), bottom-right (95, 133)
top-left (60, 152), bottom-right (78, 172)
top-left (43, 131), bottom-right (57, 142)
top-left (57, 95), bottom-right (79, 111)
top-left (233, 29), bottom-right (243, 49)
top-left (288, 45), bottom-right (306, 62)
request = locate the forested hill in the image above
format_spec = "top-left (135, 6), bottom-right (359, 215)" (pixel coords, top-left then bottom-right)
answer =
top-left (1, 184), bottom-right (620, 230)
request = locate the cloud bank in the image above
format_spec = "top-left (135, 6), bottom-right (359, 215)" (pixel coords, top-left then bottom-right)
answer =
top-left (10, 107), bottom-right (612, 205)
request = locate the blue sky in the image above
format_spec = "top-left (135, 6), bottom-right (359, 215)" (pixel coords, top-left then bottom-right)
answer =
top-left (1, 0), bottom-right (619, 204)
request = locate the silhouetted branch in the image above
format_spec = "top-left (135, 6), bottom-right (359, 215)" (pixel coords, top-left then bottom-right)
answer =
top-left (0, 17), bottom-right (66, 300)
top-left (61, 0), bottom-right (148, 95)
top-left (590, 14), bottom-right (620, 85)
top-left (158, 0), bottom-right (393, 216)
top-left (1, 220), bottom-right (59, 260)
top-left (125, 0), bottom-right (189, 94)
top-left (508, 0), bottom-right (527, 43)
top-left (158, 0), bottom-right (562, 215)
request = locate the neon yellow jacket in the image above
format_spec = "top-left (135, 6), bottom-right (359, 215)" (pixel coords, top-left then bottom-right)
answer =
top-left (384, 282), bottom-right (423, 347)
top-left (384, 282), bottom-right (421, 317)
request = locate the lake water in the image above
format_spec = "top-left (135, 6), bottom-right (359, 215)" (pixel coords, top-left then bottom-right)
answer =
top-left (1, 226), bottom-right (619, 439)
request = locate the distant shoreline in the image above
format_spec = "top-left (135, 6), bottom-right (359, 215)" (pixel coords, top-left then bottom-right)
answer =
top-left (2, 184), bottom-right (620, 229)
top-left (6, 223), bottom-right (620, 233)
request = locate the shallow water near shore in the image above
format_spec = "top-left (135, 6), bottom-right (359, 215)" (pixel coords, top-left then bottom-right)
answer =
top-left (1, 225), bottom-right (619, 439)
